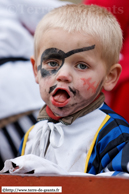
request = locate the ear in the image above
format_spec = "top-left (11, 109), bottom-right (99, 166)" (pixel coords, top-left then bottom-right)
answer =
top-left (103, 63), bottom-right (122, 91)
top-left (30, 56), bottom-right (39, 84)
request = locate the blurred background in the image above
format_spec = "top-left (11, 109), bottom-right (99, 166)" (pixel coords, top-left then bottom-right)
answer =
top-left (61, 0), bottom-right (81, 3)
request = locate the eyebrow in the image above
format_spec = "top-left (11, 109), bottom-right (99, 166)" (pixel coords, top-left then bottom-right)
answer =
top-left (65, 45), bottom-right (95, 58)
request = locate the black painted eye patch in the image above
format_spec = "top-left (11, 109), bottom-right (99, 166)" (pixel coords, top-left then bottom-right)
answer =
top-left (37, 45), bottom-right (95, 77)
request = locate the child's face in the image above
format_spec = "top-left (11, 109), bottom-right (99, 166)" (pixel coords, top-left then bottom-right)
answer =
top-left (34, 29), bottom-right (108, 117)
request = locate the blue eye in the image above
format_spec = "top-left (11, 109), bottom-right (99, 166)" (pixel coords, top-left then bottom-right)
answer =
top-left (48, 61), bottom-right (59, 67)
top-left (77, 63), bottom-right (88, 70)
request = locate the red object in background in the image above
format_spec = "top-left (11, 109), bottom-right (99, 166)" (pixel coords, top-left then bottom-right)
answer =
top-left (83, 0), bottom-right (129, 122)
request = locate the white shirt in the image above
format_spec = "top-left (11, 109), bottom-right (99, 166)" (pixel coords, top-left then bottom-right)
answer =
top-left (24, 106), bottom-right (107, 173)
top-left (2, 106), bottom-right (129, 177)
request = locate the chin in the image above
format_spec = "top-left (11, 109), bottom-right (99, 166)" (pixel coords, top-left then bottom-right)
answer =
top-left (52, 106), bottom-right (71, 117)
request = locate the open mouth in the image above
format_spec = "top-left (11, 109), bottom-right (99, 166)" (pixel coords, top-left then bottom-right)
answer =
top-left (51, 88), bottom-right (70, 107)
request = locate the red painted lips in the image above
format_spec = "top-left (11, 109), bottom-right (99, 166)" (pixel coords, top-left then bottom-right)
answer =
top-left (51, 88), bottom-right (70, 107)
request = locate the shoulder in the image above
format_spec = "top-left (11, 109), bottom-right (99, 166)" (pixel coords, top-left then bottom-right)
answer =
top-left (26, 120), bottom-right (48, 139)
top-left (100, 103), bottom-right (128, 123)
top-left (100, 102), bottom-right (129, 129)
top-left (86, 103), bottom-right (129, 174)
top-left (98, 102), bottom-right (129, 145)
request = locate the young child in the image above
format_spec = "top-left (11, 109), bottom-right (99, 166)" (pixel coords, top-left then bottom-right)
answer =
top-left (2, 4), bottom-right (129, 177)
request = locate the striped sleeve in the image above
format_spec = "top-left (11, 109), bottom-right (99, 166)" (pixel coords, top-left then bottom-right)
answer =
top-left (86, 103), bottom-right (129, 175)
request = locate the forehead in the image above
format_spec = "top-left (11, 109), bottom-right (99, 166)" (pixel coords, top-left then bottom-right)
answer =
top-left (38, 28), bottom-right (99, 56)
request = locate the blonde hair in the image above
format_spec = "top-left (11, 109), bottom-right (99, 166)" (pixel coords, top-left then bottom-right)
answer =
top-left (34, 4), bottom-right (123, 66)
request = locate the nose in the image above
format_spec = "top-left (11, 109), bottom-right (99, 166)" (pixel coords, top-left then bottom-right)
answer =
top-left (56, 65), bottom-right (72, 83)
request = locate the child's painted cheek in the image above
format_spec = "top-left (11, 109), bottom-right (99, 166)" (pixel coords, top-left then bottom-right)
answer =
top-left (49, 84), bottom-right (57, 94)
top-left (81, 78), bottom-right (99, 93)
top-left (39, 68), bottom-right (57, 79)
top-left (39, 68), bottom-right (50, 78)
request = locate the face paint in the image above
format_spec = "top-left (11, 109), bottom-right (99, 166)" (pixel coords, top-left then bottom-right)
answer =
top-left (56, 79), bottom-right (103, 112)
top-left (37, 48), bottom-right (65, 78)
top-left (40, 68), bottom-right (51, 77)
top-left (38, 45), bottom-right (95, 78)
top-left (49, 84), bottom-right (57, 94)
top-left (69, 86), bottom-right (76, 96)
top-left (52, 79), bottom-right (103, 116)
top-left (81, 78), bottom-right (99, 93)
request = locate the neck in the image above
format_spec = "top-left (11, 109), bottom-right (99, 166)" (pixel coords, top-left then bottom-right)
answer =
top-left (46, 106), bottom-right (61, 121)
